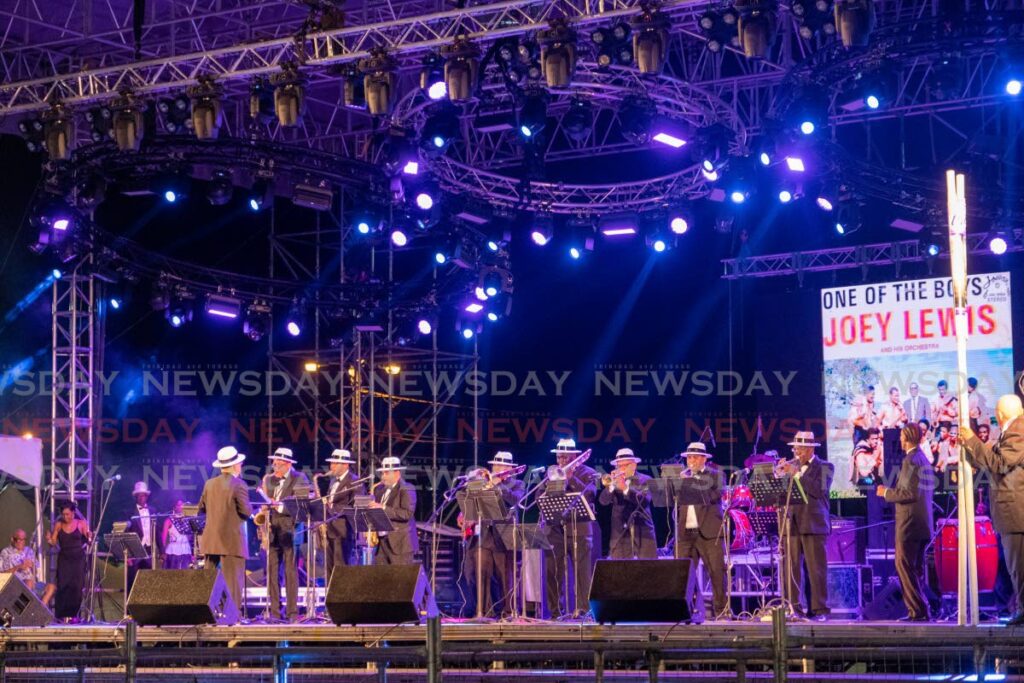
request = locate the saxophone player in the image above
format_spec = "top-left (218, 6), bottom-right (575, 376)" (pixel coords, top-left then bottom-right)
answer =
top-left (462, 451), bottom-right (526, 618)
top-left (598, 448), bottom-right (656, 559)
top-left (676, 442), bottom-right (729, 620)
top-left (260, 447), bottom-right (312, 622)
top-left (370, 457), bottom-right (418, 565)
top-left (322, 449), bottom-right (363, 580)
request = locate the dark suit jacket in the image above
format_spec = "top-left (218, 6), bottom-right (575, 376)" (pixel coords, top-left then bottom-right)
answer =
top-left (790, 457), bottom-right (834, 536)
top-left (126, 505), bottom-right (157, 552)
top-left (323, 471), bottom-right (365, 540)
top-left (375, 480), bottom-right (418, 557)
top-left (262, 469), bottom-right (312, 533)
top-left (599, 472), bottom-right (657, 546)
top-left (198, 471), bottom-right (252, 558)
top-left (680, 466), bottom-right (725, 540)
top-left (466, 478), bottom-right (526, 551)
top-left (883, 447), bottom-right (934, 541)
top-left (963, 415), bottom-right (1024, 534)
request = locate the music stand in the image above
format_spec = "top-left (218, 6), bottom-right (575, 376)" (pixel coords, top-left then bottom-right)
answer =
top-left (286, 495), bottom-right (328, 620)
top-left (749, 464), bottom-right (807, 616)
top-left (538, 490), bottom-right (595, 617)
top-left (457, 485), bottom-right (508, 620)
top-left (747, 510), bottom-right (779, 538)
top-left (346, 497), bottom-right (393, 566)
top-left (105, 531), bottom-right (147, 619)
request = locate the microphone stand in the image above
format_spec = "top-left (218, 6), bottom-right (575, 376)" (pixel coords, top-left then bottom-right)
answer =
top-left (86, 478), bottom-right (118, 622)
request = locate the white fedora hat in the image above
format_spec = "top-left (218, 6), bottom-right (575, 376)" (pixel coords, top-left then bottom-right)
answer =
top-left (378, 456), bottom-right (406, 472)
top-left (488, 451), bottom-right (517, 467)
top-left (682, 442), bottom-right (712, 459)
top-left (269, 447), bottom-right (298, 464)
top-left (611, 447), bottom-right (641, 464)
top-left (787, 431), bottom-right (821, 448)
top-left (212, 446), bottom-right (246, 469)
top-left (551, 438), bottom-right (582, 454)
top-left (326, 448), bottom-right (357, 464)
top-left (132, 481), bottom-right (151, 496)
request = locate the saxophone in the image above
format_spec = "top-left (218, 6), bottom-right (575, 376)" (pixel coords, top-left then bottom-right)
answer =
top-left (253, 507), bottom-right (270, 551)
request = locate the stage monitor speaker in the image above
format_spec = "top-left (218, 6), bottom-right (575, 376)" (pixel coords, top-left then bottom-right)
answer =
top-left (326, 564), bottom-right (438, 626)
top-left (0, 573), bottom-right (52, 627)
top-left (127, 569), bottom-right (239, 626)
top-left (589, 559), bottom-right (691, 624)
top-left (862, 576), bottom-right (907, 621)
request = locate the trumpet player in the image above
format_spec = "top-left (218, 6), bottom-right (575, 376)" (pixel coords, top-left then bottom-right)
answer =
top-left (676, 442), bottom-right (729, 620)
top-left (598, 448), bottom-right (656, 559)
top-left (544, 438), bottom-right (599, 619)
top-left (322, 449), bottom-right (364, 579)
top-left (260, 447), bottom-right (312, 622)
top-left (370, 457), bottom-right (418, 566)
top-left (462, 451), bottom-right (526, 618)
top-left (197, 446), bottom-right (251, 620)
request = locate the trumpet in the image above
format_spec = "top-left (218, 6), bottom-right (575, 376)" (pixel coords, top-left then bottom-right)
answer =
top-left (547, 449), bottom-right (592, 481)
top-left (601, 470), bottom-right (629, 488)
top-left (679, 467), bottom-right (694, 479)
top-left (774, 457), bottom-right (799, 477)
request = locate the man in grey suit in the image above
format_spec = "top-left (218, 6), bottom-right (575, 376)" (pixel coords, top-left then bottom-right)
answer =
top-left (371, 456), bottom-right (418, 565)
top-left (961, 394), bottom-right (1024, 626)
top-left (878, 423), bottom-right (935, 621)
top-left (198, 446), bottom-right (251, 619)
top-left (903, 382), bottom-right (931, 424)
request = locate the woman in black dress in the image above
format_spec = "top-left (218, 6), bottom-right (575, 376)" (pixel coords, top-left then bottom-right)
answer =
top-left (46, 501), bottom-right (92, 622)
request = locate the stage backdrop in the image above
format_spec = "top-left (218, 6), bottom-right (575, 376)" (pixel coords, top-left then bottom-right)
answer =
top-left (821, 271), bottom-right (1015, 492)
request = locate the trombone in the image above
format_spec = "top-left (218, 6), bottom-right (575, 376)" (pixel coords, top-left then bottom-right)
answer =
top-left (546, 449), bottom-right (592, 481)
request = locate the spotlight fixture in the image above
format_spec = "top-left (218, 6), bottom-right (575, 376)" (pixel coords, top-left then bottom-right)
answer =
top-left (599, 213), bottom-right (640, 237)
top-left (359, 48), bottom-right (397, 116)
top-left (778, 189), bottom-right (793, 203)
top-left (391, 229), bottom-right (409, 247)
top-left (834, 0), bottom-right (875, 48)
top-left (669, 215), bottom-right (690, 234)
top-left (41, 103), bottom-right (75, 160)
top-left (785, 156), bottom-right (806, 172)
top-left (157, 93), bottom-right (192, 134)
top-left (652, 118), bottom-right (690, 148)
top-left (340, 65), bottom-right (366, 109)
top-left (563, 96), bottom-right (594, 143)
top-left (243, 301), bottom-right (272, 341)
top-left (736, 0), bottom-right (778, 60)
top-left (530, 215), bottom-right (554, 245)
top-left (518, 89), bottom-right (548, 139)
top-left (565, 223), bottom-right (595, 259)
top-left (926, 243), bottom-right (941, 257)
top-left (1007, 78), bottom-right (1022, 96)
top-left (591, 22), bottom-right (632, 69)
top-left (271, 63), bottom-right (306, 127)
top-left (791, 0), bottom-right (836, 38)
top-left (816, 196), bottom-right (834, 211)
top-left (632, 7), bottom-right (671, 74)
top-left (619, 95), bottom-right (656, 145)
top-left (293, 182), bottom-right (333, 211)
top-left (419, 105), bottom-right (460, 155)
top-left (420, 52), bottom-right (447, 100)
top-left (538, 19), bottom-right (577, 88)
top-left (415, 191), bottom-right (435, 211)
top-left (417, 318), bottom-right (434, 335)
top-left (646, 230), bottom-right (672, 252)
top-left (247, 178), bottom-right (273, 212)
top-left (111, 92), bottom-right (146, 152)
top-left (206, 169), bottom-right (234, 206)
top-left (248, 77), bottom-right (276, 123)
top-left (834, 200), bottom-right (862, 235)
top-left (187, 76), bottom-right (224, 140)
top-left (205, 293), bottom-right (242, 320)
top-left (989, 235), bottom-right (1008, 255)
top-left (285, 301), bottom-right (304, 336)
top-left (84, 106), bottom-right (113, 143)
top-left (441, 38), bottom-right (480, 102)
top-left (788, 91), bottom-right (829, 136)
top-left (698, 9), bottom-right (740, 53)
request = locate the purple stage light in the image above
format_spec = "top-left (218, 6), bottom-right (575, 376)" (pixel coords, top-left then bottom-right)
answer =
top-left (427, 81), bottom-right (447, 100)
top-left (417, 319), bottom-right (433, 335)
top-left (465, 302), bottom-right (484, 314)
top-left (601, 227), bottom-right (637, 237)
top-left (701, 167), bottom-right (719, 182)
top-left (170, 314), bottom-right (184, 328)
top-left (391, 230), bottom-right (409, 247)
top-left (652, 239), bottom-right (667, 252)
top-left (286, 321), bottom-right (301, 336)
top-left (800, 121), bottom-right (815, 135)
top-left (729, 191), bottom-right (746, 204)
top-left (670, 217), bottom-right (688, 234)
top-left (52, 218), bottom-right (70, 231)
top-left (990, 236), bottom-right (1008, 255)
top-left (530, 230), bottom-right (550, 246)
top-left (652, 132), bottom-right (686, 148)
top-left (475, 286), bottom-right (488, 301)
top-left (487, 312), bottom-right (499, 322)
top-left (415, 192), bottom-right (434, 210)
top-left (569, 246), bottom-right (582, 259)
top-left (816, 197), bottom-right (834, 212)
top-left (205, 294), bottom-right (242, 320)
top-left (784, 157), bottom-right (805, 172)
top-left (778, 190), bottom-right (793, 203)
top-left (402, 160), bottom-right (420, 175)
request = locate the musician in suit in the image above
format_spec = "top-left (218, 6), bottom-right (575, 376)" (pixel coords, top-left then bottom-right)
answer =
top-left (675, 442), bottom-right (728, 619)
top-left (598, 448), bottom-right (657, 560)
top-left (777, 431), bottom-right (834, 621)
top-left (903, 382), bottom-right (931, 424)
top-left (960, 394), bottom-right (1024, 626)
top-left (544, 438), bottom-right (599, 619)
top-left (197, 446), bottom-right (251, 618)
top-left (322, 449), bottom-right (363, 581)
top-left (462, 451), bottom-right (526, 618)
top-left (259, 447), bottom-right (312, 622)
top-left (371, 456), bottom-right (418, 565)
top-left (878, 423), bottom-right (935, 621)
top-left (125, 480), bottom-right (155, 594)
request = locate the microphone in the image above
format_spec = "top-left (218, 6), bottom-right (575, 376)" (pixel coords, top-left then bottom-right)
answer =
top-left (530, 466), bottom-right (546, 473)
top-left (103, 474), bottom-right (122, 483)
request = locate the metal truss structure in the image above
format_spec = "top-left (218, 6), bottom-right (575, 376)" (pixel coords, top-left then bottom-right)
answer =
top-left (5, 0), bottom-right (1023, 217)
top-left (50, 258), bottom-right (99, 528)
top-left (721, 229), bottom-right (1024, 280)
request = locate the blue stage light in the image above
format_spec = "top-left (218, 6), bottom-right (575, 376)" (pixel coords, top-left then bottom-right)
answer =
top-left (417, 319), bottom-right (433, 335)
top-left (729, 190), bottom-right (746, 204)
top-left (1007, 79), bottom-right (1022, 96)
top-left (51, 268), bottom-right (62, 279)
top-left (800, 120), bottom-right (815, 135)
top-left (778, 190), bottom-right (793, 203)
top-left (520, 125), bottom-right (533, 138)
top-left (926, 243), bottom-right (941, 257)
top-left (391, 230), bottom-right (409, 247)
top-left (486, 240), bottom-right (499, 252)
top-left (462, 328), bottom-right (474, 339)
top-left (652, 239), bottom-right (667, 252)
top-left (286, 321), bottom-right (301, 337)
top-left (865, 94), bottom-right (880, 109)
top-left (487, 312), bottom-right (499, 322)
top-left (990, 236), bottom-right (1008, 255)
top-left (170, 313), bottom-right (184, 327)
top-left (110, 298), bottom-right (122, 310)
top-left (164, 190), bottom-right (178, 203)
top-left (434, 252), bottom-right (447, 265)
top-left (569, 246), bottom-right (581, 260)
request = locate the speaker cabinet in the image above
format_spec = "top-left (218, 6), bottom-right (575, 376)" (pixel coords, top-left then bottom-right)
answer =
top-left (326, 564), bottom-right (438, 626)
top-left (0, 573), bottom-right (52, 627)
top-left (589, 559), bottom-right (692, 624)
top-left (127, 569), bottom-right (239, 626)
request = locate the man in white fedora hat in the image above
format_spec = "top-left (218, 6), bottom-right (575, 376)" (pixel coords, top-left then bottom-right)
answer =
top-left (321, 449), bottom-right (364, 580)
top-left (675, 442), bottom-right (729, 620)
top-left (598, 448), bottom-right (656, 560)
top-left (125, 480), bottom-right (156, 593)
top-left (198, 446), bottom-right (251, 617)
top-left (462, 451), bottom-right (526, 618)
top-left (258, 447), bottom-right (312, 621)
top-left (544, 437), bottom-right (599, 619)
top-left (777, 431), bottom-right (834, 621)
top-left (370, 456), bottom-right (418, 566)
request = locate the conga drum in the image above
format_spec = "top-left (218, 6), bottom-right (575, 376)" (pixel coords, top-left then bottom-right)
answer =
top-left (934, 516), bottom-right (999, 594)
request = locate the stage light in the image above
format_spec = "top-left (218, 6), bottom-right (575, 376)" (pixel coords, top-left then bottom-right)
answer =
top-left (243, 302), bottom-right (271, 341)
top-left (835, 200), bottom-right (862, 235)
top-left (110, 298), bottom-right (122, 310)
top-left (167, 306), bottom-right (192, 328)
top-left (926, 243), bottom-right (941, 257)
top-left (475, 286), bottom-right (488, 301)
top-left (785, 157), bottom-right (806, 172)
top-left (730, 190), bottom-right (747, 204)
top-left (834, 0), bottom-right (875, 48)
top-left (157, 93), bottom-right (192, 134)
top-left (357, 221), bottom-right (372, 235)
top-left (563, 96), bottom-right (593, 143)
top-left (415, 192), bottom-right (434, 210)
top-left (417, 319), bottom-right (433, 335)
top-left (487, 240), bottom-right (499, 252)
top-left (246, 179), bottom-right (273, 212)
top-left (632, 7), bottom-right (670, 74)
top-left (293, 183), bottom-right (333, 211)
top-left (800, 120), bottom-right (815, 135)
top-left (619, 96), bottom-right (656, 145)
top-left (835, 222), bottom-right (846, 235)
top-left (442, 38), bottom-right (479, 102)
top-left (432, 136), bottom-right (445, 148)
top-left (653, 132), bottom-right (686, 148)
top-left (759, 152), bottom-right (772, 166)
top-left (403, 160), bottom-right (420, 175)
top-left (84, 106), bottom-right (113, 143)
top-left (304, 361), bottom-right (319, 373)
top-left (865, 94), bottom-right (880, 109)
top-left (1007, 79), bottom-right (1023, 96)
top-left (188, 76), bottom-right (224, 139)
top-left (487, 311), bottom-right (499, 322)
top-left (111, 93), bottom-right (146, 151)
top-left (270, 64), bottom-right (306, 126)
top-left (652, 238), bottom-right (667, 252)
top-left (286, 321), bottom-right (301, 336)
top-left (737, 7), bottom-right (778, 60)
top-left (465, 302), bottom-right (484, 314)
top-left (670, 216), bottom-right (689, 234)
top-left (779, 190), bottom-right (793, 203)
top-left (569, 246), bottom-right (582, 260)
top-left (531, 230), bottom-right (550, 246)
top-left (420, 105), bottom-right (459, 155)
top-left (462, 328), bottom-right (474, 339)
top-left (519, 91), bottom-right (548, 139)
top-left (391, 229), bottom-right (409, 247)
top-left (599, 214), bottom-right (640, 237)
top-left (164, 190), bottom-right (179, 203)
top-left (360, 48), bottom-right (398, 116)
top-left (538, 19), bottom-right (577, 88)
top-left (41, 103), bottom-right (75, 160)
top-left (384, 364), bottom-right (401, 375)
top-left (206, 170), bottom-right (234, 206)
top-left (420, 53), bottom-right (446, 99)
top-left (531, 216), bottom-right (554, 246)
top-left (990, 236), bottom-right (1008, 255)
top-left (52, 218), bottom-right (70, 231)
top-left (52, 268), bottom-right (62, 279)
top-left (205, 294), bottom-right (242, 320)
top-left (816, 196), bottom-right (834, 211)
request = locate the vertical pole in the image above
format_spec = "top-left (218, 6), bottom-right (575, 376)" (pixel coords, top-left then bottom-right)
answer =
top-left (594, 650), bottom-right (605, 683)
top-left (273, 651), bottom-right (287, 683)
top-left (947, 169), bottom-right (979, 626)
top-left (772, 605), bottom-right (787, 683)
top-left (426, 614), bottom-right (442, 682)
top-left (646, 649), bottom-right (659, 683)
top-left (123, 619), bottom-right (137, 683)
